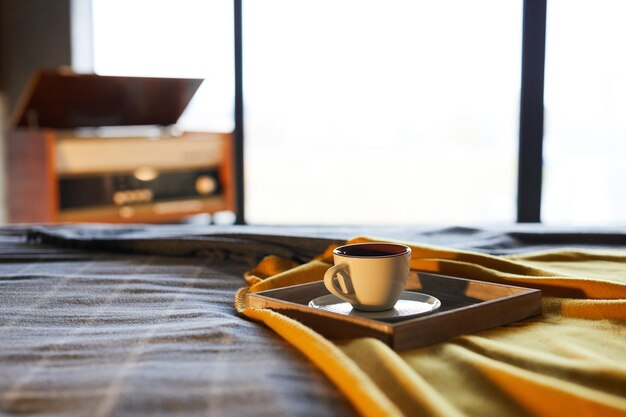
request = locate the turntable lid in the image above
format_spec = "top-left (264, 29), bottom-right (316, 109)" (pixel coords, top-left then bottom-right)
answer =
top-left (10, 69), bottom-right (203, 129)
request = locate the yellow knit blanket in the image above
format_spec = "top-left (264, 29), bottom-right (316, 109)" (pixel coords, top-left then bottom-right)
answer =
top-left (235, 236), bottom-right (626, 417)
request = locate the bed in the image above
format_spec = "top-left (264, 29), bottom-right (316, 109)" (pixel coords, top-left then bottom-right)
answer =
top-left (1, 224), bottom-right (625, 416)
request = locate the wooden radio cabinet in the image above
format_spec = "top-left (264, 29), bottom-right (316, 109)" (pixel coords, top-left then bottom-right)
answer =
top-left (5, 70), bottom-right (235, 224)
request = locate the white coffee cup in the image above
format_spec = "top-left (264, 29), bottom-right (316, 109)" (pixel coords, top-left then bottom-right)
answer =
top-left (323, 242), bottom-right (412, 311)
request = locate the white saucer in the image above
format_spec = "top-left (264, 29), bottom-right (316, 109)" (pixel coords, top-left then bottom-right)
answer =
top-left (308, 291), bottom-right (441, 322)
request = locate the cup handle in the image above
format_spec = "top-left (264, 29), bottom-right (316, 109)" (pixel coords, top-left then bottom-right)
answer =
top-left (324, 264), bottom-right (358, 305)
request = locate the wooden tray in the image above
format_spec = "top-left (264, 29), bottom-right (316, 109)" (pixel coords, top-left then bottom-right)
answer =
top-left (246, 271), bottom-right (542, 351)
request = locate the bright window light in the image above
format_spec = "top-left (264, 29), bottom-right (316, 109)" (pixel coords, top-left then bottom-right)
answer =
top-left (543, 0), bottom-right (626, 225)
top-left (244, 0), bottom-right (522, 224)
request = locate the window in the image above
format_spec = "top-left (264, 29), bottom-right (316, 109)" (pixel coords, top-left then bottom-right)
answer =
top-left (543, 0), bottom-right (626, 224)
top-left (91, 1), bottom-right (549, 225)
top-left (243, 0), bottom-right (522, 224)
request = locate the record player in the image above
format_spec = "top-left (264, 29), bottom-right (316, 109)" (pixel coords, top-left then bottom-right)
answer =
top-left (6, 69), bottom-right (235, 223)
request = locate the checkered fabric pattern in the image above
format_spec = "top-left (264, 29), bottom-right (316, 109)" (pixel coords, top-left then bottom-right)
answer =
top-left (0, 227), bottom-right (354, 417)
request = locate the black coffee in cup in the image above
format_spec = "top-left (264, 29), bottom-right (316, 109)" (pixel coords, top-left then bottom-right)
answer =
top-left (334, 243), bottom-right (410, 258)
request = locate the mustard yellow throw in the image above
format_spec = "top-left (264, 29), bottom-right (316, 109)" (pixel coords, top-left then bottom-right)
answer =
top-left (235, 237), bottom-right (626, 417)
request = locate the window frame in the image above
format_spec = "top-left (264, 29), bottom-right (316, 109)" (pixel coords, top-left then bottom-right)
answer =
top-left (233, 0), bottom-right (548, 224)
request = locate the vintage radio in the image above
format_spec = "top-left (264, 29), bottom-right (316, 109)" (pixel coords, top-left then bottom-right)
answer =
top-left (6, 69), bottom-right (235, 223)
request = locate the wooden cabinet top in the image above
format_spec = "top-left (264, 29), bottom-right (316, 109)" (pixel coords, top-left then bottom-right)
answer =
top-left (10, 69), bottom-right (203, 129)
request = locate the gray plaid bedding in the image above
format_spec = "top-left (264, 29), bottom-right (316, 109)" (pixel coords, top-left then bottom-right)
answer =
top-left (0, 227), bottom-right (353, 417)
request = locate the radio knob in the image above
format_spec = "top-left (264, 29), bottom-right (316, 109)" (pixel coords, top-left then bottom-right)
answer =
top-left (113, 191), bottom-right (127, 206)
top-left (195, 175), bottom-right (217, 195)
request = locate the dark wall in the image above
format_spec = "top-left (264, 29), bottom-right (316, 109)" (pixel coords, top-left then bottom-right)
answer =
top-left (0, 1), bottom-right (4, 91)
top-left (0, 0), bottom-right (72, 114)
